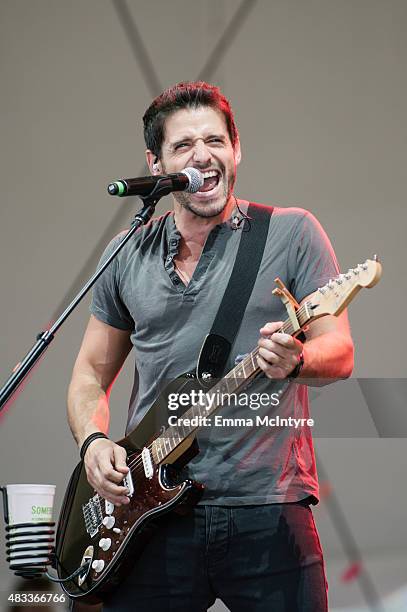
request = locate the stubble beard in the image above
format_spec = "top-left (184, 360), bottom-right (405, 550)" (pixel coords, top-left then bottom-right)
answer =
top-left (172, 166), bottom-right (235, 219)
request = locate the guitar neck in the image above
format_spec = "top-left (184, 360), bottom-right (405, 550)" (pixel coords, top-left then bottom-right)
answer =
top-left (151, 300), bottom-right (314, 464)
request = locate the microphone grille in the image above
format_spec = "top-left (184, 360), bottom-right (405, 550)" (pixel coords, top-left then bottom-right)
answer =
top-left (182, 167), bottom-right (204, 193)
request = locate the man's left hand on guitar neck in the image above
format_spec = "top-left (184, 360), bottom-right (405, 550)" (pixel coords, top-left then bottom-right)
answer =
top-left (257, 306), bottom-right (354, 384)
top-left (257, 321), bottom-right (303, 379)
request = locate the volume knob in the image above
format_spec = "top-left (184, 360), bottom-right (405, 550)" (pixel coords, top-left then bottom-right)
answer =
top-left (91, 559), bottom-right (105, 573)
top-left (102, 516), bottom-right (115, 529)
top-left (98, 538), bottom-right (112, 551)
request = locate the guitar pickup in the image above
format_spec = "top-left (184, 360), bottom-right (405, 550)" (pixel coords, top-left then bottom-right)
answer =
top-left (142, 447), bottom-right (154, 479)
top-left (83, 495), bottom-right (103, 538)
top-left (122, 470), bottom-right (134, 496)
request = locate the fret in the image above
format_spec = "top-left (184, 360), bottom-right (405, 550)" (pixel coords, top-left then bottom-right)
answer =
top-left (179, 407), bottom-right (190, 423)
top-left (199, 393), bottom-right (209, 412)
top-left (172, 426), bottom-right (182, 444)
top-left (243, 355), bottom-right (254, 376)
top-left (298, 304), bottom-right (311, 327)
top-left (224, 370), bottom-right (235, 382)
top-left (157, 440), bottom-right (164, 461)
top-left (201, 392), bottom-right (212, 416)
top-left (256, 352), bottom-right (260, 367)
top-left (196, 402), bottom-right (206, 419)
top-left (163, 435), bottom-right (171, 455)
top-left (219, 379), bottom-right (229, 395)
top-left (250, 351), bottom-right (256, 371)
top-left (181, 408), bottom-right (191, 424)
top-left (233, 378), bottom-right (241, 393)
top-left (282, 322), bottom-right (292, 335)
top-left (230, 374), bottom-right (240, 393)
top-left (223, 377), bottom-right (232, 394)
top-left (151, 441), bottom-right (157, 463)
top-left (183, 421), bottom-right (193, 437)
top-left (189, 404), bottom-right (199, 420)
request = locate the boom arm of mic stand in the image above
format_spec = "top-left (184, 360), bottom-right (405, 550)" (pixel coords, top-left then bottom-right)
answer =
top-left (0, 198), bottom-right (159, 412)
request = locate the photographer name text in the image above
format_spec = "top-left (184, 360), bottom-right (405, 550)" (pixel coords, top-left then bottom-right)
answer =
top-left (168, 414), bottom-right (314, 429)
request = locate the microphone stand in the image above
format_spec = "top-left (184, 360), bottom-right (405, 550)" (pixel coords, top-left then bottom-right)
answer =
top-left (0, 185), bottom-right (167, 412)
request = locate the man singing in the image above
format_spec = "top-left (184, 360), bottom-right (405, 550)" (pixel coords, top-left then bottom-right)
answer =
top-left (68, 81), bottom-right (353, 611)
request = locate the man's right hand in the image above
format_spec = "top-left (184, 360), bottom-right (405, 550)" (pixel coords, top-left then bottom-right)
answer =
top-left (83, 438), bottom-right (131, 506)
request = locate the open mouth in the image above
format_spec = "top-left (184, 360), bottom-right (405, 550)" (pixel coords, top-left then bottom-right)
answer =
top-left (197, 170), bottom-right (221, 193)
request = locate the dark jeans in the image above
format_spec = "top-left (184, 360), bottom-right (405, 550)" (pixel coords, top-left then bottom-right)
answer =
top-left (103, 501), bottom-right (328, 612)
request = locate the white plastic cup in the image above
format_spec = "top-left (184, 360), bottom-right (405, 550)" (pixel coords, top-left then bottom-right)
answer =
top-left (8, 524), bottom-right (54, 534)
top-left (7, 533), bottom-right (53, 542)
top-left (8, 542), bottom-right (53, 551)
top-left (7, 549), bottom-right (50, 558)
top-left (5, 484), bottom-right (56, 525)
top-left (7, 537), bottom-right (52, 545)
top-left (9, 556), bottom-right (49, 566)
top-left (8, 544), bottom-right (52, 554)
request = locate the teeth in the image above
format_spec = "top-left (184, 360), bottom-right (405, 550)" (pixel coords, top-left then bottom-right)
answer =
top-left (202, 170), bottom-right (219, 179)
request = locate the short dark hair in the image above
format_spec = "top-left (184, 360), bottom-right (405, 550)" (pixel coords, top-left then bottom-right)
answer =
top-left (143, 81), bottom-right (239, 157)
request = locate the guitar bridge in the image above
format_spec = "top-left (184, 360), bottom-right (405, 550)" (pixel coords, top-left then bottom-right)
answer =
top-left (82, 495), bottom-right (103, 538)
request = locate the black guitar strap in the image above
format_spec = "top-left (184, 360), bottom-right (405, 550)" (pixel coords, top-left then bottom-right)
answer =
top-left (124, 203), bottom-right (274, 449)
top-left (197, 203), bottom-right (273, 379)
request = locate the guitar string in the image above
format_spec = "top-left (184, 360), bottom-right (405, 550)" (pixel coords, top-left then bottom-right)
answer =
top-left (91, 336), bottom-right (289, 510)
top-left (120, 300), bottom-right (312, 478)
top-left (123, 303), bottom-right (309, 476)
top-left (92, 275), bottom-right (360, 507)
top-left (93, 340), bottom-right (284, 507)
top-left (110, 275), bottom-right (361, 490)
top-left (91, 273), bottom-right (367, 506)
top-left (137, 269), bottom-right (365, 473)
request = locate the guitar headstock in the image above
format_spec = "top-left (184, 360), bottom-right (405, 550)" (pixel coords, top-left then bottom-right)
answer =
top-left (306, 257), bottom-right (382, 319)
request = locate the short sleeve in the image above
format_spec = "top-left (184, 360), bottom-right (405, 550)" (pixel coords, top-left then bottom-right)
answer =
top-left (90, 234), bottom-right (134, 330)
top-left (288, 211), bottom-right (340, 303)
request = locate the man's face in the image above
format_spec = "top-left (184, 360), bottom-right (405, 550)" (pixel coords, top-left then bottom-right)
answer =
top-left (155, 106), bottom-right (241, 218)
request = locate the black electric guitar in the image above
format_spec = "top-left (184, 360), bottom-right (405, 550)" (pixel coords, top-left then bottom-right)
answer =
top-left (55, 258), bottom-right (382, 603)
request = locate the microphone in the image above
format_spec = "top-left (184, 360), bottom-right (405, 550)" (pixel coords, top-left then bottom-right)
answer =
top-left (107, 167), bottom-right (204, 198)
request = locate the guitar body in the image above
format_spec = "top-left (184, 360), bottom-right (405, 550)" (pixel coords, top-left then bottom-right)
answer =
top-left (55, 373), bottom-right (205, 604)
